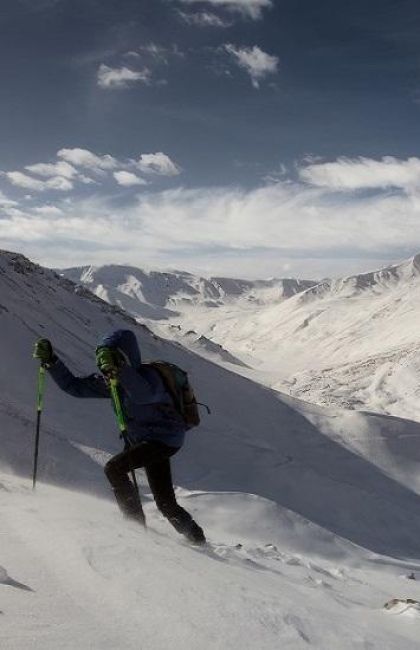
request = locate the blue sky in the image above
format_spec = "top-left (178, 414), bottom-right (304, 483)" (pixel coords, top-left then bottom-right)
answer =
top-left (1, 0), bottom-right (420, 279)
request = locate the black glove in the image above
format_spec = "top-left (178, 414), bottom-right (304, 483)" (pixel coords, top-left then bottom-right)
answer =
top-left (33, 339), bottom-right (57, 367)
top-left (95, 346), bottom-right (124, 376)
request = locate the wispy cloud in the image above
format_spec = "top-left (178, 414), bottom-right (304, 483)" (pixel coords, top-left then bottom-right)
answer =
top-left (5, 171), bottom-right (73, 192)
top-left (25, 161), bottom-right (78, 179)
top-left (94, 46), bottom-right (184, 92)
top-left (224, 44), bottom-right (279, 88)
top-left (1, 148), bottom-right (182, 194)
top-left (174, 0), bottom-right (272, 20)
top-left (0, 190), bottom-right (18, 208)
top-left (134, 43), bottom-right (185, 63)
top-left (57, 148), bottom-right (119, 172)
top-left (33, 205), bottom-right (65, 217)
top-left (300, 156), bottom-right (420, 193)
top-left (2, 157), bottom-right (420, 278)
top-left (178, 11), bottom-right (230, 27)
top-left (97, 64), bottom-right (151, 89)
top-left (113, 171), bottom-right (148, 187)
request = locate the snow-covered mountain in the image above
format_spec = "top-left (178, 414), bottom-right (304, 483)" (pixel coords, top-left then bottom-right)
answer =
top-left (206, 253), bottom-right (420, 421)
top-left (60, 256), bottom-right (420, 422)
top-left (59, 264), bottom-right (317, 368)
top-left (3, 249), bottom-right (420, 649)
top-left (61, 264), bottom-right (317, 315)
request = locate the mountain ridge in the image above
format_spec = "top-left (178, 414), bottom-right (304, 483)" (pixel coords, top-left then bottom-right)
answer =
top-left (298, 253), bottom-right (420, 303)
top-left (61, 263), bottom-right (318, 312)
top-left (58, 253), bottom-right (420, 421)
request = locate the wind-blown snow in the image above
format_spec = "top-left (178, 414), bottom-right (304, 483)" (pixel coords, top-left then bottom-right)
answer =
top-left (3, 475), bottom-right (420, 650)
top-left (2, 250), bottom-right (420, 649)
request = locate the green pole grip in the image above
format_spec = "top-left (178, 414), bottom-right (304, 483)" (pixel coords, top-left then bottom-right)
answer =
top-left (33, 364), bottom-right (46, 490)
top-left (37, 365), bottom-right (46, 412)
top-left (109, 377), bottom-right (126, 433)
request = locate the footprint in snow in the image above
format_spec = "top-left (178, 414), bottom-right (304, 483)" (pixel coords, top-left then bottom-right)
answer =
top-left (383, 598), bottom-right (420, 618)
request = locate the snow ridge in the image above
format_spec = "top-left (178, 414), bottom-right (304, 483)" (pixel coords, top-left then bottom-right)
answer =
top-left (60, 263), bottom-right (318, 313)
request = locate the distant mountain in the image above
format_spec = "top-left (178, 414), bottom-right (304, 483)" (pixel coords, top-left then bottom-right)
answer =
top-left (59, 255), bottom-right (420, 421)
top-left (195, 253), bottom-right (420, 421)
top-left (61, 264), bottom-right (317, 315)
top-left (59, 264), bottom-right (317, 367)
top-left (298, 253), bottom-right (420, 302)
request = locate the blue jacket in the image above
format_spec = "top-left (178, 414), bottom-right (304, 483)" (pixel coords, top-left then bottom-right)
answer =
top-left (48, 330), bottom-right (186, 448)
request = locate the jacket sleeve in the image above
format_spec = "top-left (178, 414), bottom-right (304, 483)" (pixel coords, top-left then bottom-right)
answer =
top-left (47, 358), bottom-right (110, 398)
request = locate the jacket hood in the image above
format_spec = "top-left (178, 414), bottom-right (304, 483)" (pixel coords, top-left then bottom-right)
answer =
top-left (101, 329), bottom-right (142, 370)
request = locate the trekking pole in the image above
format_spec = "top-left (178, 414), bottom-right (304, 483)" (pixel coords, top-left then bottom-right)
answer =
top-left (33, 365), bottom-right (46, 490)
top-left (109, 377), bottom-right (142, 507)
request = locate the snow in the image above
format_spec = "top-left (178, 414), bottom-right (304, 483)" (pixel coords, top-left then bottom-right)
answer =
top-left (2, 249), bottom-right (420, 648)
top-left (4, 475), bottom-right (420, 650)
top-left (3, 476), bottom-right (420, 650)
top-left (61, 254), bottom-right (420, 421)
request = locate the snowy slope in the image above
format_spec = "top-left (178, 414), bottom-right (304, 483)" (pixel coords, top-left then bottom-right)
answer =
top-left (4, 473), bottom-right (420, 650)
top-left (2, 249), bottom-right (420, 552)
top-left (59, 256), bottom-right (420, 421)
top-left (3, 250), bottom-right (420, 649)
top-left (205, 254), bottom-right (420, 420)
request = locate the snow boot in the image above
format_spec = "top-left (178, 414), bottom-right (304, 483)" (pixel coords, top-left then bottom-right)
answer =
top-left (184, 521), bottom-right (206, 545)
top-left (168, 514), bottom-right (206, 544)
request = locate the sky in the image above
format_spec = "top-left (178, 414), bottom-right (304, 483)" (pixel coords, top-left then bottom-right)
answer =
top-left (1, 0), bottom-right (420, 279)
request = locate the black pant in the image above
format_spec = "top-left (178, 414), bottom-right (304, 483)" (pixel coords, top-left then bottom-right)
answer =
top-left (104, 440), bottom-right (197, 534)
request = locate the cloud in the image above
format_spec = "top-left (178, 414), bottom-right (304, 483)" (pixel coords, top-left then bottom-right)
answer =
top-left (2, 159), bottom-right (420, 278)
top-left (25, 161), bottom-right (78, 179)
top-left (57, 148), bottom-right (118, 171)
top-left (300, 156), bottom-right (420, 193)
top-left (0, 190), bottom-right (18, 208)
top-left (137, 44), bottom-right (170, 63)
top-left (5, 172), bottom-right (73, 192)
top-left (224, 44), bottom-right (279, 88)
top-left (6, 153), bottom-right (418, 279)
top-left (1, 148), bottom-right (182, 195)
top-left (134, 43), bottom-right (185, 63)
top-left (0, 206), bottom-right (28, 219)
top-left (42, 176), bottom-right (74, 191)
top-left (79, 175), bottom-right (98, 185)
top-left (113, 171), bottom-right (148, 187)
top-left (33, 205), bottom-right (65, 217)
top-left (262, 163), bottom-right (288, 184)
top-left (174, 0), bottom-right (272, 20)
top-left (136, 152), bottom-right (182, 176)
top-left (178, 11), bottom-right (230, 26)
top-left (97, 64), bottom-right (151, 89)
top-left (6, 172), bottom-right (48, 191)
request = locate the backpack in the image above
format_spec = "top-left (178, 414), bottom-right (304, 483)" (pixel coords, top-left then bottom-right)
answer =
top-left (145, 361), bottom-right (201, 430)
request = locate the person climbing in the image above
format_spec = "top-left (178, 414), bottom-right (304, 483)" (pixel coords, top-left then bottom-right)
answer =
top-left (33, 329), bottom-right (206, 545)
